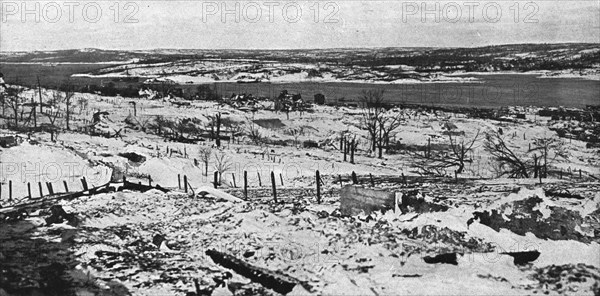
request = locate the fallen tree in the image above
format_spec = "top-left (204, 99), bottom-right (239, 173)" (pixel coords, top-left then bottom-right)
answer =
top-left (205, 249), bottom-right (299, 294)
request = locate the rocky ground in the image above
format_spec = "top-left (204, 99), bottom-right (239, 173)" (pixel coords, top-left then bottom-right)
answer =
top-left (1, 179), bottom-right (599, 295)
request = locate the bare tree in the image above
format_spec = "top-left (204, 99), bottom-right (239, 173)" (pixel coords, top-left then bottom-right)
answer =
top-left (360, 90), bottom-right (385, 153)
top-left (213, 152), bottom-right (234, 184)
top-left (60, 81), bottom-right (76, 130)
top-left (285, 127), bottom-right (304, 147)
top-left (77, 97), bottom-right (88, 114)
top-left (529, 137), bottom-right (569, 178)
top-left (198, 146), bottom-right (212, 176)
top-left (377, 110), bottom-right (403, 158)
top-left (4, 85), bottom-right (25, 128)
top-left (245, 118), bottom-right (263, 145)
top-left (412, 130), bottom-right (480, 176)
top-left (204, 112), bottom-right (223, 147)
top-left (483, 130), bottom-right (530, 178)
top-left (359, 90), bottom-right (403, 158)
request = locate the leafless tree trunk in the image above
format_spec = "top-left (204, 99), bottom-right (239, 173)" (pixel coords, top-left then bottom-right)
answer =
top-left (4, 86), bottom-right (25, 128)
top-left (412, 130), bottom-right (480, 176)
top-left (360, 90), bottom-right (403, 158)
top-left (198, 146), bottom-right (212, 176)
top-left (484, 130), bottom-right (530, 178)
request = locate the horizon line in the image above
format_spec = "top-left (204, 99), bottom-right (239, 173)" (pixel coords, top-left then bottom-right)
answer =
top-left (2, 42), bottom-right (599, 53)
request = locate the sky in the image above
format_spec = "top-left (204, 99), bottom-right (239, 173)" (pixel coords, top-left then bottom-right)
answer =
top-left (0, 0), bottom-right (599, 51)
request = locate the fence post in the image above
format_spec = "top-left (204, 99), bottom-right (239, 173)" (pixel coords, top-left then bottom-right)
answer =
top-left (271, 171), bottom-right (277, 203)
top-left (0, 183), bottom-right (2, 200)
top-left (339, 175), bottom-right (343, 188)
top-left (27, 182), bottom-right (32, 199)
top-left (351, 171), bottom-right (358, 184)
top-left (232, 173), bottom-right (236, 188)
top-left (316, 170), bottom-right (321, 204)
top-left (39, 182), bottom-right (43, 197)
top-left (244, 171), bottom-right (248, 200)
top-left (8, 181), bottom-right (12, 201)
top-left (369, 173), bottom-right (375, 187)
top-left (148, 175), bottom-right (152, 186)
top-left (81, 177), bottom-right (88, 191)
top-left (184, 175), bottom-right (188, 193)
top-left (213, 171), bottom-right (218, 189)
top-left (579, 169), bottom-right (582, 179)
top-left (47, 182), bottom-right (54, 195)
top-left (257, 172), bottom-right (262, 187)
top-left (63, 180), bottom-right (69, 192)
top-left (178, 174), bottom-right (181, 189)
top-left (280, 173), bottom-right (284, 186)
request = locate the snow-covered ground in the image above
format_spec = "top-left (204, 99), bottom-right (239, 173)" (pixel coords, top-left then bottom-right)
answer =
top-left (1, 87), bottom-right (599, 295)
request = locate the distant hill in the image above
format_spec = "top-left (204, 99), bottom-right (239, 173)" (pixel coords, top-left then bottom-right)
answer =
top-left (1, 43), bottom-right (599, 73)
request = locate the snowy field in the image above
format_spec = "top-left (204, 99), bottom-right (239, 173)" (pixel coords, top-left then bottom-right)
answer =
top-left (1, 87), bottom-right (599, 295)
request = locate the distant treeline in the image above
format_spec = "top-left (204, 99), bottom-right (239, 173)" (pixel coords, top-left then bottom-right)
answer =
top-left (2, 43), bottom-right (599, 72)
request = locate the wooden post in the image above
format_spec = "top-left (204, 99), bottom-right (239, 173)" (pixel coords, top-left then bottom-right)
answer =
top-left (343, 139), bottom-right (347, 162)
top-left (402, 173), bottom-right (407, 185)
top-left (539, 169), bottom-right (543, 184)
top-left (27, 182), bottom-right (31, 199)
top-left (178, 174), bottom-right (181, 189)
top-left (271, 171), bottom-right (277, 203)
top-left (184, 175), bottom-right (188, 193)
top-left (232, 173), bottom-right (236, 188)
top-left (369, 173), bottom-right (375, 187)
top-left (257, 172), bottom-right (262, 187)
top-left (38, 182), bottom-right (43, 197)
top-left (81, 177), bottom-right (88, 191)
top-left (243, 171), bottom-right (248, 200)
top-left (427, 137), bottom-right (431, 158)
top-left (339, 175), bottom-right (343, 188)
top-left (280, 173), bottom-right (284, 186)
top-left (8, 181), bottom-right (11, 201)
top-left (560, 168), bottom-right (563, 179)
top-left (579, 169), bottom-right (582, 179)
top-left (63, 180), bottom-right (69, 192)
top-left (214, 171), bottom-right (219, 188)
top-left (351, 171), bottom-right (358, 184)
top-left (148, 175), bottom-right (152, 186)
top-left (350, 138), bottom-right (355, 164)
top-left (0, 183), bottom-right (2, 200)
top-left (316, 170), bottom-right (321, 204)
top-left (47, 182), bottom-right (54, 195)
